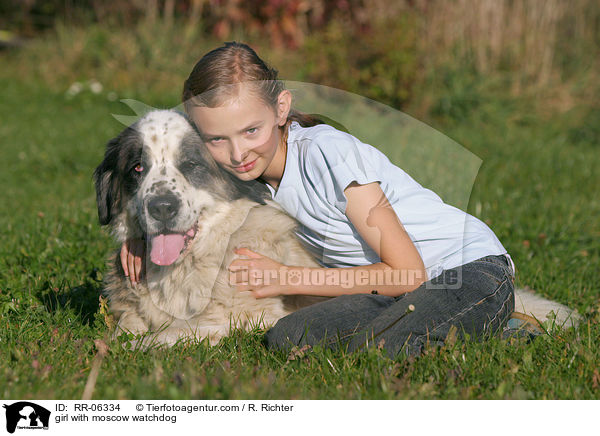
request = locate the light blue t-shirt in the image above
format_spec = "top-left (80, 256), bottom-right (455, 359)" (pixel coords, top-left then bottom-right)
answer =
top-left (263, 122), bottom-right (515, 281)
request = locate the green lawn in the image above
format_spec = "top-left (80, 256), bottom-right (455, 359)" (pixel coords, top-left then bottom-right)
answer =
top-left (1, 70), bottom-right (599, 400)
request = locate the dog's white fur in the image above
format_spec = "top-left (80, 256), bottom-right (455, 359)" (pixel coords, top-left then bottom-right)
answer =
top-left (105, 197), bottom-right (323, 346)
top-left (514, 287), bottom-right (581, 328)
top-left (95, 110), bottom-right (581, 348)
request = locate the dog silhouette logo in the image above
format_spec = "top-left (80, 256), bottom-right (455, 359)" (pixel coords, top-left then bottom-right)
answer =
top-left (2, 402), bottom-right (50, 433)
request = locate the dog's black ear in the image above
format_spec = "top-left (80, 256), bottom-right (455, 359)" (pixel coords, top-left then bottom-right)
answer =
top-left (93, 137), bottom-right (122, 225)
top-left (222, 171), bottom-right (271, 205)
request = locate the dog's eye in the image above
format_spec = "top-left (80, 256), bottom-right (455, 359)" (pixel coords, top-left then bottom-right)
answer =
top-left (180, 161), bottom-right (197, 172)
top-left (133, 164), bottom-right (144, 173)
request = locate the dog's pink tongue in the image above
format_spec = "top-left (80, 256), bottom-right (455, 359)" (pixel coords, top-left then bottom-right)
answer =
top-left (150, 234), bottom-right (185, 266)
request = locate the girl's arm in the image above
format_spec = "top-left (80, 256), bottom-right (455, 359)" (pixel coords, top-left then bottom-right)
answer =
top-left (230, 181), bottom-right (427, 298)
top-left (290, 181), bottom-right (427, 296)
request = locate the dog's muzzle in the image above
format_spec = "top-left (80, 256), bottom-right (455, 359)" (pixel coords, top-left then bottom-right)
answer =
top-left (147, 193), bottom-right (181, 224)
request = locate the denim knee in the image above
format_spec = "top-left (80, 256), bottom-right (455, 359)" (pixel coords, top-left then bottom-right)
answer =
top-left (263, 293), bottom-right (396, 352)
top-left (263, 317), bottom-right (298, 352)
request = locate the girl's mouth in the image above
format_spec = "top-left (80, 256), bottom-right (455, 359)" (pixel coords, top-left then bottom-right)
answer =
top-left (234, 158), bottom-right (257, 173)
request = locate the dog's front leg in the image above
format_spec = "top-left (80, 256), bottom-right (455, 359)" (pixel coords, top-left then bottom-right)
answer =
top-left (148, 324), bottom-right (230, 347)
top-left (112, 311), bottom-right (154, 349)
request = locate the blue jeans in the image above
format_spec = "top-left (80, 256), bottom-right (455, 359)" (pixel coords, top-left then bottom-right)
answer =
top-left (264, 254), bottom-right (515, 358)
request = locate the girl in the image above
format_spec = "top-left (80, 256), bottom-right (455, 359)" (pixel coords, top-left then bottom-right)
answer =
top-left (121, 41), bottom-right (516, 358)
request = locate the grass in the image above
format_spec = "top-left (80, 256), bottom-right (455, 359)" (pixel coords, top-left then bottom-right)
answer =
top-left (1, 60), bottom-right (599, 400)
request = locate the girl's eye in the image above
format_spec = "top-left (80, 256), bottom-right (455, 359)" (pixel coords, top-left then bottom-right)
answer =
top-left (209, 137), bottom-right (224, 143)
top-left (134, 164), bottom-right (144, 173)
top-left (247, 127), bottom-right (257, 134)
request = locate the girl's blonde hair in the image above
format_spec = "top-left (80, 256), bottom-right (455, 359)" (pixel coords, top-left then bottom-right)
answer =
top-left (182, 41), bottom-right (323, 127)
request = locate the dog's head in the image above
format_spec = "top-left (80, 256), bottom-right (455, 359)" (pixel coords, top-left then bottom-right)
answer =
top-left (94, 110), bottom-right (269, 266)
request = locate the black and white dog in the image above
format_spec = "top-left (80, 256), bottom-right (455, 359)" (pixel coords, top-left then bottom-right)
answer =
top-left (94, 110), bottom-right (580, 347)
top-left (94, 110), bottom-right (322, 346)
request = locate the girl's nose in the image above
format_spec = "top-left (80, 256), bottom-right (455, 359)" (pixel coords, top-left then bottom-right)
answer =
top-left (230, 139), bottom-right (248, 164)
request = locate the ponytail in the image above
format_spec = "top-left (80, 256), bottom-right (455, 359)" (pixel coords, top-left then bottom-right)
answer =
top-left (288, 109), bottom-right (349, 133)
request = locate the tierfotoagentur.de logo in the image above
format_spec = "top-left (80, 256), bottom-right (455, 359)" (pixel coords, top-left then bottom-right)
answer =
top-left (3, 402), bottom-right (50, 434)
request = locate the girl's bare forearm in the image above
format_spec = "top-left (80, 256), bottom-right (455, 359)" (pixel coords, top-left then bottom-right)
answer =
top-left (281, 262), bottom-right (427, 297)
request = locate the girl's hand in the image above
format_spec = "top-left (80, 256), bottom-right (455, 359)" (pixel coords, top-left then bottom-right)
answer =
top-left (120, 238), bottom-right (145, 285)
top-left (228, 247), bottom-right (289, 298)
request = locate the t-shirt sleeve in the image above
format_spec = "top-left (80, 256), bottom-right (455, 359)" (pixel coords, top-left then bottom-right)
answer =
top-left (304, 130), bottom-right (382, 214)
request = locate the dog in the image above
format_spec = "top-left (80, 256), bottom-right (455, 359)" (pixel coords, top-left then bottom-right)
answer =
top-left (94, 110), bottom-right (581, 348)
top-left (94, 110), bottom-right (325, 347)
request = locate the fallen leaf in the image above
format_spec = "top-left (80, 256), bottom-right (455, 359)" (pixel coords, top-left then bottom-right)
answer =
top-left (286, 344), bottom-right (311, 362)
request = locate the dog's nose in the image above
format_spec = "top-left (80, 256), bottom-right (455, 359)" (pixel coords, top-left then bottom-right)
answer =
top-left (148, 194), bottom-right (180, 223)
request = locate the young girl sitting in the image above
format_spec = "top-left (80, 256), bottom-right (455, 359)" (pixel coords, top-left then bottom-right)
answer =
top-left (121, 41), bottom-right (516, 358)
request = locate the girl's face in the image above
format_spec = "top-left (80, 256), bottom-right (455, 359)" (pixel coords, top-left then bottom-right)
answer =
top-left (188, 85), bottom-right (291, 186)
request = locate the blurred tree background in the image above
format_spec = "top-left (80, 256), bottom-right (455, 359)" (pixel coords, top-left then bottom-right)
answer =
top-left (1, 0), bottom-right (598, 118)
